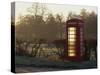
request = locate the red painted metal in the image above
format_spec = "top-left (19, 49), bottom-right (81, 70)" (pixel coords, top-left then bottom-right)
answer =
top-left (63, 18), bottom-right (84, 61)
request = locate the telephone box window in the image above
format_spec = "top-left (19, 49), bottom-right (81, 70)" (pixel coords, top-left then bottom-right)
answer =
top-left (65, 19), bottom-right (84, 61)
top-left (68, 52), bottom-right (76, 56)
top-left (68, 27), bottom-right (76, 57)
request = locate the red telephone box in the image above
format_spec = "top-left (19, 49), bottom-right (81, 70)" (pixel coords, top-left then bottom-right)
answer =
top-left (64, 18), bottom-right (84, 61)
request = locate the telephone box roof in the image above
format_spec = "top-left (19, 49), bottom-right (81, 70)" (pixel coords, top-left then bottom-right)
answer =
top-left (67, 18), bottom-right (83, 23)
top-left (66, 18), bottom-right (84, 26)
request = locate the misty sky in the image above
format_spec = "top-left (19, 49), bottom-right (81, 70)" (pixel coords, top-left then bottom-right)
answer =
top-left (14, 2), bottom-right (97, 22)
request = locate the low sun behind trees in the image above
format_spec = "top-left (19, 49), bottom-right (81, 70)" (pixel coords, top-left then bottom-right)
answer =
top-left (15, 4), bottom-right (97, 42)
top-left (14, 3), bottom-right (97, 59)
top-left (16, 3), bottom-right (65, 42)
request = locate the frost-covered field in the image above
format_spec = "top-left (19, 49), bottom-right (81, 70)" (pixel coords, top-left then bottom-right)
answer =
top-left (15, 55), bottom-right (97, 73)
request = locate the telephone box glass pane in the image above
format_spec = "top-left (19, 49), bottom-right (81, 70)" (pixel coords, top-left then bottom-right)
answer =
top-left (68, 27), bottom-right (76, 57)
top-left (68, 41), bottom-right (75, 45)
top-left (68, 52), bottom-right (76, 56)
top-left (68, 50), bottom-right (75, 53)
top-left (68, 27), bottom-right (76, 34)
top-left (68, 34), bottom-right (76, 38)
top-left (68, 38), bottom-right (75, 42)
top-left (68, 27), bottom-right (76, 31)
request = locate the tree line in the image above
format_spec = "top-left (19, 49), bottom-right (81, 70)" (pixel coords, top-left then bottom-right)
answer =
top-left (12, 3), bottom-right (97, 61)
